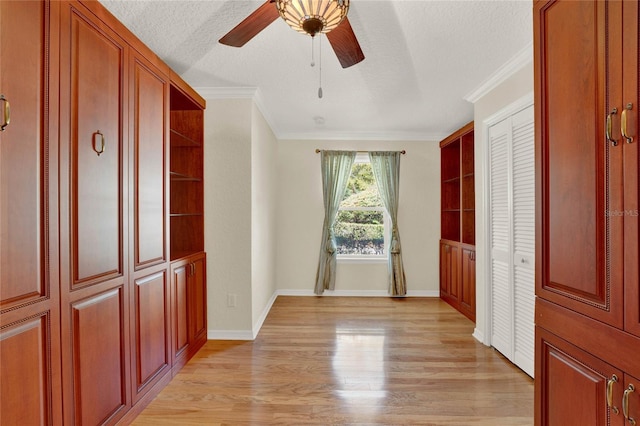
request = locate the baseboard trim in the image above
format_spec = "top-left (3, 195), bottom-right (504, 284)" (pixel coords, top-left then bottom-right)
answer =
top-left (207, 290), bottom-right (441, 341)
top-left (276, 289), bottom-right (440, 297)
top-left (473, 328), bottom-right (487, 345)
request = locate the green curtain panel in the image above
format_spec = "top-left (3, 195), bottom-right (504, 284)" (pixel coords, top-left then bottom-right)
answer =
top-left (314, 150), bottom-right (356, 294)
top-left (369, 151), bottom-right (407, 296)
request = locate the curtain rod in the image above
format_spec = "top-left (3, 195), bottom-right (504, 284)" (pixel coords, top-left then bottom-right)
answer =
top-left (315, 149), bottom-right (406, 154)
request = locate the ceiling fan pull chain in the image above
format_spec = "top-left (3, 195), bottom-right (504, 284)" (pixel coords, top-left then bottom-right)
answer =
top-left (311, 35), bottom-right (315, 67)
top-left (318, 34), bottom-right (323, 98)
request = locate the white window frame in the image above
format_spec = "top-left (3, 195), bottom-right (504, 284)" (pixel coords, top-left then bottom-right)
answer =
top-left (336, 154), bottom-right (390, 263)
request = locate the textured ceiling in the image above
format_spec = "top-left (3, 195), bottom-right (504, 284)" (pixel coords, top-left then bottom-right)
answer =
top-left (99, 0), bottom-right (533, 140)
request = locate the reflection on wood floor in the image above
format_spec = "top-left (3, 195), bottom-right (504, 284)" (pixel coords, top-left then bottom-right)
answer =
top-left (132, 296), bottom-right (534, 425)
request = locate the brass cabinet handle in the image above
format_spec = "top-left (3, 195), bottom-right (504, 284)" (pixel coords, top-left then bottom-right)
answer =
top-left (607, 375), bottom-right (620, 415)
top-left (0, 94), bottom-right (10, 131)
top-left (607, 108), bottom-right (619, 146)
top-left (93, 130), bottom-right (105, 156)
top-left (623, 384), bottom-right (636, 425)
top-left (621, 103), bottom-right (634, 144)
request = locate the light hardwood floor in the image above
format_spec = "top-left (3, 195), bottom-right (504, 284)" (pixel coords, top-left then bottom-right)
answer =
top-left (132, 296), bottom-right (534, 425)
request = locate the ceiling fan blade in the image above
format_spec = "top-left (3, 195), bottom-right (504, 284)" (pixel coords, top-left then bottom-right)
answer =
top-left (326, 17), bottom-right (365, 68)
top-left (219, 1), bottom-right (279, 47)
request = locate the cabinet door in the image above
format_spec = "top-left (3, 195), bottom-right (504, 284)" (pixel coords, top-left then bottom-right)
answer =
top-left (536, 327), bottom-right (626, 426)
top-left (131, 52), bottom-right (168, 270)
top-left (439, 241), bottom-right (459, 306)
top-left (535, 0), bottom-right (625, 328)
top-left (59, 2), bottom-right (130, 424)
top-left (623, 375), bottom-right (640, 426)
top-left (622, 0), bottom-right (640, 338)
top-left (132, 270), bottom-right (169, 401)
top-left (189, 254), bottom-right (207, 343)
top-left (0, 0), bottom-right (62, 424)
top-left (460, 248), bottom-right (475, 322)
top-left (171, 262), bottom-right (189, 361)
top-left (439, 242), bottom-right (451, 297)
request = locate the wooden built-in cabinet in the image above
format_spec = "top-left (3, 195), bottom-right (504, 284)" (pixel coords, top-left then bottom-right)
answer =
top-left (0, 1), bottom-right (206, 424)
top-left (440, 122), bottom-right (476, 322)
top-left (170, 252), bottom-right (207, 369)
top-left (0, 1), bottom-right (62, 423)
top-left (534, 0), bottom-right (639, 424)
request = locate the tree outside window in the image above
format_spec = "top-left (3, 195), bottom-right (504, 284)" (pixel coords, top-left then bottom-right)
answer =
top-left (335, 158), bottom-right (388, 257)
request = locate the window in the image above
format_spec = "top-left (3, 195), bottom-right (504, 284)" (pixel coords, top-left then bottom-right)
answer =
top-left (335, 154), bottom-right (389, 259)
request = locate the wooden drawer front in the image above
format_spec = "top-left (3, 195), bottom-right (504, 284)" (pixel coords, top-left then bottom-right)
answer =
top-left (1, 315), bottom-right (53, 425)
top-left (71, 288), bottom-right (127, 425)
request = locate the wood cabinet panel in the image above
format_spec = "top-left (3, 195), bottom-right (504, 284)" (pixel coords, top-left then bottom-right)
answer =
top-left (172, 264), bottom-right (189, 359)
top-left (133, 270), bottom-right (169, 396)
top-left (71, 287), bottom-right (127, 425)
top-left (0, 1), bottom-right (63, 424)
top-left (460, 247), bottom-right (476, 322)
top-left (624, 375), bottom-right (640, 426)
top-left (0, 315), bottom-right (53, 425)
top-left (68, 5), bottom-right (126, 285)
top-left (171, 252), bottom-right (206, 365)
top-left (132, 56), bottom-right (168, 269)
top-left (623, 0), bottom-right (640, 339)
top-left (536, 0), bottom-right (624, 328)
top-left (190, 254), bottom-right (207, 341)
top-left (0, 0), bottom-right (48, 305)
top-left (536, 327), bottom-right (624, 426)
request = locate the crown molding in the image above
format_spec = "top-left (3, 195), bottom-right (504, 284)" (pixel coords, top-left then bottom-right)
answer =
top-left (463, 41), bottom-right (533, 104)
top-left (195, 86), bottom-right (257, 99)
top-left (277, 130), bottom-right (447, 142)
top-left (194, 86), bottom-right (281, 137)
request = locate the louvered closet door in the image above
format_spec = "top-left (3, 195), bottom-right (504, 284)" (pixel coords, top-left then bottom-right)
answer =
top-left (511, 106), bottom-right (535, 377)
top-left (489, 118), bottom-right (512, 360)
top-left (489, 103), bottom-right (535, 377)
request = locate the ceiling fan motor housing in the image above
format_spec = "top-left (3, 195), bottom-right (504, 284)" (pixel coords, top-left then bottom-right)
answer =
top-left (276, 0), bottom-right (350, 36)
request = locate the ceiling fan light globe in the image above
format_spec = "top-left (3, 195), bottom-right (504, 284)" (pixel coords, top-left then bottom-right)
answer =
top-left (276, 0), bottom-right (349, 36)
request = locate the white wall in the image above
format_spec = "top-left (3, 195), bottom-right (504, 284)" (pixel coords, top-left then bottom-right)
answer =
top-left (472, 64), bottom-right (533, 343)
top-left (204, 98), bottom-right (253, 334)
top-left (276, 139), bottom-right (441, 295)
top-left (251, 103), bottom-right (278, 333)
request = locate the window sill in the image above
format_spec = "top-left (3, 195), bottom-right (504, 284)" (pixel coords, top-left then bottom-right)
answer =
top-left (337, 256), bottom-right (388, 264)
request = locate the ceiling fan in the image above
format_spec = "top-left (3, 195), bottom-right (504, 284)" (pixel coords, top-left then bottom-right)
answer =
top-left (219, 0), bottom-right (365, 69)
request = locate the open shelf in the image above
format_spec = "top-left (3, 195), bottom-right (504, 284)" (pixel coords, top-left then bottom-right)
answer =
top-left (440, 122), bottom-right (475, 244)
top-left (170, 128), bottom-right (200, 147)
top-left (170, 83), bottom-right (204, 261)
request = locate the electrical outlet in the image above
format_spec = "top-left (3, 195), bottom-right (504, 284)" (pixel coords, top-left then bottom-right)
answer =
top-left (227, 293), bottom-right (237, 308)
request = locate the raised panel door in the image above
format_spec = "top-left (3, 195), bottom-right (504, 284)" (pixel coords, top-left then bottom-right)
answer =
top-left (189, 253), bottom-right (207, 342)
top-left (439, 241), bottom-right (459, 306)
top-left (460, 247), bottom-right (475, 322)
top-left (1, 315), bottom-right (54, 425)
top-left (623, 375), bottom-right (640, 426)
top-left (535, 327), bottom-right (625, 426)
top-left (131, 54), bottom-right (168, 269)
top-left (622, 0), bottom-right (640, 338)
top-left (535, 0), bottom-right (625, 328)
top-left (71, 288), bottom-right (128, 425)
top-left (67, 3), bottom-right (126, 286)
top-left (0, 1), bottom-right (62, 423)
top-left (59, 2), bottom-right (130, 424)
top-left (171, 263), bottom-right (189, 361)
top-left (132, 270), bottom-right (169, 399)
